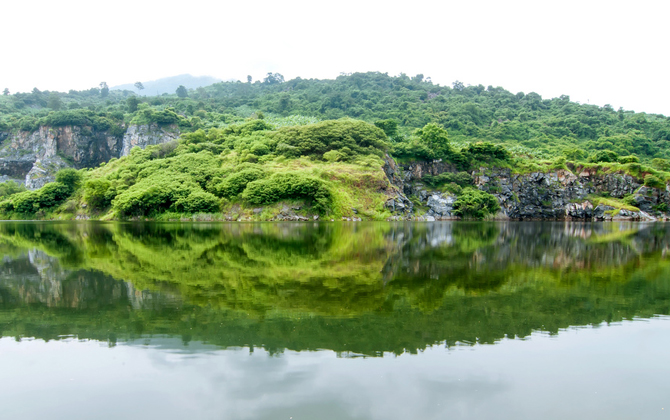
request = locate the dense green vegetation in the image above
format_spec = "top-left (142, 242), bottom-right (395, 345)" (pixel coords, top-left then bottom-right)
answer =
top-left (3, 72), bottom-right (670, 161)
top-left (1, 222), bottom-right (669, 355)
top-left (2, 72), bottom-right (670, 220)
top-left (0, 118), bottom-right (395, 220)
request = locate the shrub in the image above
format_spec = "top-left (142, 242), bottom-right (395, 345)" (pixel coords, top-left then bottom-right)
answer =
top-left (453, 188), bottom-right (500, 219)
top-left (85, 179), bottom-right (113, 209)
top-left (618, 155), bottom-right (639, 164)
top-left (36, 183), bottom-right (72, 208)
top-left (588, 150), bottom-right (619, 163)
top-left (323, 150), bottom-right (345, 162)
top-left (211, 168), bottom-right (265, 198)
top-left (464, 142), bottom-right (511, 162)
top-left (0, 180), bottom-right (26, 199)
top-left (242, 172), bottom-right (332, 213)
top-left (173, 191), bottom-right (220, 213)
top-left (5, 181), bottom-right (72, 214)
top-left (651, 158), bottom-right (670, 171)
top-left (273, 119), bottom-right (388, 158)
top-left (112, 173), bottom-right (198, 216)
top-left (644, 174), bottom-right (666, 189)
top-left (55, 168), bottom-right (82, 192)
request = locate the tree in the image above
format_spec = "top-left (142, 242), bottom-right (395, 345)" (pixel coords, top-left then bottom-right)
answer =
top-left (374, 119), bottom-right (398, 138)
top-left (452, 80), bottom-right (464, 91)
top-left (47, 93), bottom-right (62, 110)
top-left (2, 88), bottom-right (8, 95)
top-left (134, 82), bottom-right (144, 94)
top-left (99, 82), bottom-right (109, 98)
top-left (176, 85), bottom-right (188, 98)
top-left (263, 73), bottom-right (285, 85)
top-left (415, 123), bottom-right (451, 157)
top-left (247, 75), bottom-right (252, 83)
top-left (126, 96), bottom-right (139, 113)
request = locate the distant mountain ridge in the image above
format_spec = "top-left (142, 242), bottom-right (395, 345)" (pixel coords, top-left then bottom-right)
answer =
top-left (111, 74), bottom-right (224, 96)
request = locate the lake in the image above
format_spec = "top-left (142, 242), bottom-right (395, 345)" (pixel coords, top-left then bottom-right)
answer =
top-left (0, 221), bottom-right (669, 419)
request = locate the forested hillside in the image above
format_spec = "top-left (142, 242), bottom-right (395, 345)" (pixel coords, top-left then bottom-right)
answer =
top-left (1, 72), bottom-right (670, 221)
top-left (3, 72), bottom-right (670, 161)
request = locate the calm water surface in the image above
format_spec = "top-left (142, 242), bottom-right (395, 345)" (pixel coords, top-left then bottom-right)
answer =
top-left (0, 221), bottom-right (669, 419)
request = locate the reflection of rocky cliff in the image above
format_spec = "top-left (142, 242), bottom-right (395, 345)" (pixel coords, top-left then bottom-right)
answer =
top-left (0, 248), bottom-right (174, 310)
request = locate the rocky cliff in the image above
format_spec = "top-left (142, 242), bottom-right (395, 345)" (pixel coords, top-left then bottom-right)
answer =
top-left (0, 124), bottom-right (179, 189)
top-left (120, 124), bottom-right (180, 157)
top-left (383, 157), bottom-right (670, 221)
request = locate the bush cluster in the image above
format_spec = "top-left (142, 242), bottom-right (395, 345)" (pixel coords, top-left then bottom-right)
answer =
top-left (242, 173), bottom-right (332, 214)
top-left (0, 169), bottom-right (81, 214)
top-left (644, 174), bottom-right (666, 189)
top-left (453, 188), bottom-right (500, 219)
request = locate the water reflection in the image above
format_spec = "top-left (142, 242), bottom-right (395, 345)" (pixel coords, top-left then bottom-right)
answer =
top-left (1, 221), bottom-right (669, 354)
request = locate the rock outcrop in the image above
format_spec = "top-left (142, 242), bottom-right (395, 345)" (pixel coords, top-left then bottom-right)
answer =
top-left (0, 124), bottom-right (180, 189)
top-left (121, 124), bottom-right (180, 156)
top-left (383, 156), bottom-right (670, 221)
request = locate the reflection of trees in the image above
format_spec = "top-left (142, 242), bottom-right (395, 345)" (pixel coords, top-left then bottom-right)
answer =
top-left (1, 221), bottom-right (670, 355)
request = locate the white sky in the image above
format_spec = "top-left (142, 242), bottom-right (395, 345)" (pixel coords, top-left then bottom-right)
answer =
top-left (2, 0), bottom-right (669, 115)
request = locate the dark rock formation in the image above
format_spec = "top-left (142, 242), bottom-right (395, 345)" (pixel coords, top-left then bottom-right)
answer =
top-left (382, 156), bottom-right (670, 221)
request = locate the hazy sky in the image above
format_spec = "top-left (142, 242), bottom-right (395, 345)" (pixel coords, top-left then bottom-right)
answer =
top-left (2, 0), bottom-right (669, 115)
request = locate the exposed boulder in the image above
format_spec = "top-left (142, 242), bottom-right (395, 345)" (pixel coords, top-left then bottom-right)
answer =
top-left (426, 193), bottom-right (457, 219)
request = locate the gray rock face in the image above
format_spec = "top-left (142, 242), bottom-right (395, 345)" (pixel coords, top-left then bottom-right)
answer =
top-left (121, 124), bottom-right (180, 156)
top-left (0, 125), bottom-right (123, 189)
top-left (426, 193), bottom-right (456, 219)
top-left (25, 156), bottom-right (70, 189)
top-left (0, 124), bottom-right (179, 190)
top-left (385, 193), bottom-right (413, 215)
top-left (399, 159), bottom-right (457, 195)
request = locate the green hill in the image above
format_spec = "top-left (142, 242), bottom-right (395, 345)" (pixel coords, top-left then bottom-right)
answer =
top-left (1, 72), bottom-right (670, 220)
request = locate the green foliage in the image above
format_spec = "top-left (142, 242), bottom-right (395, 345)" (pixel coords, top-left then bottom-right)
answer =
top-left (173, 190), bottom-right (220, 213)
top-left (242, 172), bottom-right (332, 213)
top-left (132, 108), bottom-right (182, 125)
top-left (210, 168), bottom-right (265, 198)
top-left (644, 174), bottom-right (666, 189)
top-left (55, 168), bottom-right (82, 192)
top-left (273, 119), bottom-right (388, 158)
top-left (112, 173), bottom-right (199, 216)
top-left (651, 158), bottom-right (670, 171)
top-left (84, 179), bottom-right (113, 209)
top-left (589, 150), bottom-right (619, 163)
top-left (176, 85), bottom-right (188, 98)
top-left (562, 148), bottom-right (588, 161)
top-left (618, 155), bottom-right (640, 164)
top-left (415, 123), bottom-right (451, 158)
top-left (0, 180), bottom-right (26, 199)
top-left (374, 119), bottom-right (398, 138)
top-left (1, 181), bottom-right (73, 214)
top-left (463, 142), bottom-right (511, 164)
top-left (453, 188), bottom-right (500, 219)
top-left (126, 96), bottom-right (139, 113)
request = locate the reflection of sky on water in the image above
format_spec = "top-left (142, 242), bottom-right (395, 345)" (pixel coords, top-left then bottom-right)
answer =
top-left (1, 317), bottom-right (668, 420)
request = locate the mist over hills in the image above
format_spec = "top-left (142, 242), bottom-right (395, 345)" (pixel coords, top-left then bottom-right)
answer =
top-left (111, 74), bottom-right (224, 96)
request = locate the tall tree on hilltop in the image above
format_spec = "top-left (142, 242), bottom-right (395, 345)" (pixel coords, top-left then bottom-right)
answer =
top-left (99, 82), bottom-right (109, 98)
top-left (176, 85), bottom-right (188, 98)
top-left (134, 82), bottom-right (144, 95)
